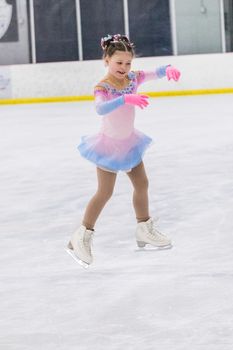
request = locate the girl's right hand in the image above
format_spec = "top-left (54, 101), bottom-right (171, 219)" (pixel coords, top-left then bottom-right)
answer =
top-left (124, 94), bottom-right (149, 109)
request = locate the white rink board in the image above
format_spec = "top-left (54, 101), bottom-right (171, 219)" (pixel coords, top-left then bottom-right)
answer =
top-left (5, 52), bottom-right (233, 98)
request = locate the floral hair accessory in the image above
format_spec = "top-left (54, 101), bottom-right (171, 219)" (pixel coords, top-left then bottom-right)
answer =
top-left (100, 34), bottom-right (134, 50)
top-left (101, 34), bottom-right (113, 50)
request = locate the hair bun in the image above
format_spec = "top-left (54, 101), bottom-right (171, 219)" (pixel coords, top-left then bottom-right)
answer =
top-left (100, 34), bottom-right (134, 50)
top-left (101, 34), bottom-right (113, 50)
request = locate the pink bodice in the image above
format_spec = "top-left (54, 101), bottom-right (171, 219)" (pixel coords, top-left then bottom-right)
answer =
top-left (94, 71), bottom-right (156, 140)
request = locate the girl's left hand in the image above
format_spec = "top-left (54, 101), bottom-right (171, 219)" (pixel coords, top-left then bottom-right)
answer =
top-left (166, 66), bottom-right (181, 81)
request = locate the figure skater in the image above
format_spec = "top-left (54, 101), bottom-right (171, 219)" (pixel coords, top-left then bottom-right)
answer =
top-left (66, 34), bottom-right (181, 267)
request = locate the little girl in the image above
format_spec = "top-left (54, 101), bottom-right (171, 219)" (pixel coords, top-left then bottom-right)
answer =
top-left (66, 34), bottom-right (181, 267)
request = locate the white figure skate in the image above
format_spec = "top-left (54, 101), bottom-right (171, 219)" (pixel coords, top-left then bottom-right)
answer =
top-left (136, 218), bottom-right (172, 249)
top-left (66, 225), bottom-right (94, 268)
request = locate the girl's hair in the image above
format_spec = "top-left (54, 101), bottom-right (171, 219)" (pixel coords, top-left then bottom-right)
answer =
top-left (101, 34), bottom-right (135, 58)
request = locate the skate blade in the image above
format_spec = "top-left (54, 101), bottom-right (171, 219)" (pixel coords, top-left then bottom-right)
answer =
top-left (136, 242), bottom-right (173, 251)
top-left (65, 247), bottom-right (90, 269)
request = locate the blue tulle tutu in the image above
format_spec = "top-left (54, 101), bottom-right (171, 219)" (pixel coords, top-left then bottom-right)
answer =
top-left (78, 129), bottom-right (152, 172)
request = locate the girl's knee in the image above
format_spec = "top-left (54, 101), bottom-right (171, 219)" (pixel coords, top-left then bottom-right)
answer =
top-left (103, 189), bottom-right (114, 202)
top-left (135, 177), bottom-right (149, 192)
top-left (97, 187), bottom-right (114, 202)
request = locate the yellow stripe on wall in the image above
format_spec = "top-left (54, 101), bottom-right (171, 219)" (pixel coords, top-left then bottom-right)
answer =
top-left (145, 88), bottom-right (233, 97)
top-left (0, 95), bottom-right (93, 105)
top-left (0, 88), bottom-right (233, 105)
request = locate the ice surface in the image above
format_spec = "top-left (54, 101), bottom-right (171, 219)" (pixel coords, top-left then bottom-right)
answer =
top-left (0, 94), bottom-right (233, 350)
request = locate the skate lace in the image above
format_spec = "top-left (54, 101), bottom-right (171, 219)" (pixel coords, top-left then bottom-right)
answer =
top-left (83, 233), bottom-right (93, 255)
top-left (147, 221), bottom-right (164, 240)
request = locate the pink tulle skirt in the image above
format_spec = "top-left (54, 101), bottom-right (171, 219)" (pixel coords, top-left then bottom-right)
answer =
top-left (78, 129), bottom-right (152, 172)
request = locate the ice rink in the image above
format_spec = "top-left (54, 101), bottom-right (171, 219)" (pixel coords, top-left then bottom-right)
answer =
top-left (1, 94), bottom-right (233, 350)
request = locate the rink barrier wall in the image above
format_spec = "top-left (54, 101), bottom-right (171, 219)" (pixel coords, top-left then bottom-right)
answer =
top-left (0, 53), bottom-right (233, 104)
top-left (0, 88), bottom-right (233, 105)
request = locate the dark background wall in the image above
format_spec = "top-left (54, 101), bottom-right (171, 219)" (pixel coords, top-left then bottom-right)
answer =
top-left (80, 0), bottom-right (125, 60)
top-left (128, 0), bottom-right (172, 57)
top-left (33, 0), bottom-right (172, 62)
top-left (1, 0), bottom-right (233, 64)
top-left (34, 0), bottom-right (79, 62)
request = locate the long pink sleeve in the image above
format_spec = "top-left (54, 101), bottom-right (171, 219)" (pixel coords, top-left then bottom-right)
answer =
top-left (136, 65), bottom-right (172, 85)
top-left (94, 87), bottom-right (125, 115)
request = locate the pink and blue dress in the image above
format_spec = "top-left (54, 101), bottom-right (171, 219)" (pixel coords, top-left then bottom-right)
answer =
top-left (78, 68), bottom-right (166, 173)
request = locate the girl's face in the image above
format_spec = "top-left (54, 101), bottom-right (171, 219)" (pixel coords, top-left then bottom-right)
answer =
top-left (105, 50), bottom-right (133, 80)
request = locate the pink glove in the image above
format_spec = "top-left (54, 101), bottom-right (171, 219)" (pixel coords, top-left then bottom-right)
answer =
top-left (124, 94), bottom-right (149, 109)
top-left (166, 66), bottom-right (181, 81)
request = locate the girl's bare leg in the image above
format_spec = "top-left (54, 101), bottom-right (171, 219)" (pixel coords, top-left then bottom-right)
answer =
top-left (82, 167), bottom-right (117, 229)
top-left (127, 162), bottom-right (150, 223)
